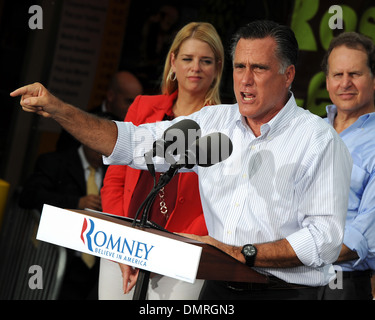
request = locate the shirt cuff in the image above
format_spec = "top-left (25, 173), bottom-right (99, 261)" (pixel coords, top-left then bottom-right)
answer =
top-left (343, 225), bottom-right (368, 266)
top-left (102, 121), bottom-right (137, 166)
top-left (286, 228), bottom-right (321, 267)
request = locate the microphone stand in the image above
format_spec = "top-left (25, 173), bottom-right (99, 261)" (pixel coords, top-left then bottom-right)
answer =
top-left (132, 157), bottom-right (182, 300)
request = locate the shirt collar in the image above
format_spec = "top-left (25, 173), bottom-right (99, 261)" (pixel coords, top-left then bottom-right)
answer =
top-left (326, 104), bottom-right (337, 126)
top-left (78, 145), bottom-right (103, 178)
top-left (326, 104), bottom-right (375, 129)
top-left (236, 92), bottom-right (297, 137)
top-left (77, 145), bottom-right (90, 170)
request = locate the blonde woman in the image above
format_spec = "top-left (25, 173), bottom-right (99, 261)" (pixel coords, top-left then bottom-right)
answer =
top-left (99, 22), bottom-right (224, 300)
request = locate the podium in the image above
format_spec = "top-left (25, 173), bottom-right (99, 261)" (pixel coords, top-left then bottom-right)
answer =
top-left (83, 208), bottom-right (266, 280)
top-left (36, 205), bottom-right (268, 300)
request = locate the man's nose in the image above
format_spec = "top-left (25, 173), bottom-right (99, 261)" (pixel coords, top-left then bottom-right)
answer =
top-left (340, 74), bottom-right (353, 89)
top-left (242, 68), bottom-right (254, 86)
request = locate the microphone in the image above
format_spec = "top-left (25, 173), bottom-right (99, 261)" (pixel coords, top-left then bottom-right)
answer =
top-left (145, 119), bottom-right (201, 163)
top-left (182, 132), bottom-right (233, 168)
top-left (137, 130), bottom-right (233, 230)
top-left (155, 132), bottom-right (233, 189)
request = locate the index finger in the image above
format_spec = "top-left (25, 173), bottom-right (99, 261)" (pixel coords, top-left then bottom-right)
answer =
top-left (10, 83), bottom-right (43, 98)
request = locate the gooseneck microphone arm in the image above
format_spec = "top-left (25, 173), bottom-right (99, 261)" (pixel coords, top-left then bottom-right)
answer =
top-left (131, 158), bottom-right (183, 301)
top-left (131, 162), bottom-right (182, 229)
top-left (131, 159), bottom-right (185, 302)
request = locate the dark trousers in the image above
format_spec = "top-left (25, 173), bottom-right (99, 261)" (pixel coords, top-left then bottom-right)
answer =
top-left (199, 280), bottom-right (323, 300)
top-left (320, 270), bottom-right (373, 300)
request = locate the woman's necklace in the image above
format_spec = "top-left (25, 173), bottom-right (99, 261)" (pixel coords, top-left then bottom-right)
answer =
top-left (158, 174), bottom-right (169, 220)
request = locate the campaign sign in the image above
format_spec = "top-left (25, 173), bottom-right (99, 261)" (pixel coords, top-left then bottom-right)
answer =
top-left (36, 204), bottom-right (202, 283)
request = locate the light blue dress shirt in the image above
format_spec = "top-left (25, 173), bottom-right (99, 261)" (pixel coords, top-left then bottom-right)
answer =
top-left (104, 94), bottom-right (353, 286)
top-left (326, 105), bottom-right (375, 272)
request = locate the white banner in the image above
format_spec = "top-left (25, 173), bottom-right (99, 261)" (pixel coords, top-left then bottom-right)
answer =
top-left (37, 205), bottom-right (202, 283)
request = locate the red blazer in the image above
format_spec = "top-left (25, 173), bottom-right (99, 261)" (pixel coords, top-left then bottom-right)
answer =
top-left (101, 92), bottom-right (208, 235)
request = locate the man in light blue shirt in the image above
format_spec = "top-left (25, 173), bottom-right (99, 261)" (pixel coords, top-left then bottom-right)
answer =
top-left (320, 32), bottom-right (375, 300)
top-left (11, 20), bottom-right (352, 300)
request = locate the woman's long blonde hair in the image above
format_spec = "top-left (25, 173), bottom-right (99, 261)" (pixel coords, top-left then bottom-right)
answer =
top-left (161, 22), bottom-right (224, 106)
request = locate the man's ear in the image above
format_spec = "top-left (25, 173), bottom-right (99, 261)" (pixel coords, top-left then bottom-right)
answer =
top-left (284, 64), bottom-right (295, 89)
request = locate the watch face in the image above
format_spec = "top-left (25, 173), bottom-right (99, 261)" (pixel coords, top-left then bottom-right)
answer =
top-left (243, 245), bottom-right (256, 256)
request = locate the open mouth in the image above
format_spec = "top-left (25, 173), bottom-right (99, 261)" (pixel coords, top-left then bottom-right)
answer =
top-left (241, 92), bottom-right (255, 101)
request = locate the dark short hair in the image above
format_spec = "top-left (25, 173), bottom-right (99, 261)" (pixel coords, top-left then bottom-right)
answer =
top-left (321, 32), bottom-right (375, 75)
top-left (230, 20), bottom-right (299, 73)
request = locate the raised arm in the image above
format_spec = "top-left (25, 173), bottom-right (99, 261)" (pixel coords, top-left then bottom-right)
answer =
top-left (10, 82), bottom-right (118, 157)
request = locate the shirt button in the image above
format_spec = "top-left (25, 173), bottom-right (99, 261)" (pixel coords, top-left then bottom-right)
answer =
top-left (178, 197), bottom-right (185, 204)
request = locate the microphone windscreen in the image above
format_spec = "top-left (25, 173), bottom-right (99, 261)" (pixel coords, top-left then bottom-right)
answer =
top-left (163, 119), bottom-right (201, 138)
top-left (187, 132), bottom-right (233, 167)
top-left (161, 119), bottom-right (201, 162)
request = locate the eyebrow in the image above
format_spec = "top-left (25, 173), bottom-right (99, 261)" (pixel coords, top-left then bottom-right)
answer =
top-left (251, 63), bottom-right (270, 69)
top-left (331, 69), bottom-right (363, 75)
top-left (180, 54), bottom-right (214, 59)
top-left (233, 62), bottom-right (270, 69)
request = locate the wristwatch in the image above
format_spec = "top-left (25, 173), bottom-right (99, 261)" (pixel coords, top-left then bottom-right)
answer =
top-left (241, 244), bottom-right (257, 267)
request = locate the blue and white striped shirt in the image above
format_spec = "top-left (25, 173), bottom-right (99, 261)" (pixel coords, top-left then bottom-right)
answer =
top-left (104, 94), bottom-right (352, 286)
top-left (326, 105), bottom-right (375, 272)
